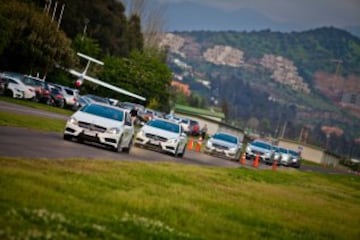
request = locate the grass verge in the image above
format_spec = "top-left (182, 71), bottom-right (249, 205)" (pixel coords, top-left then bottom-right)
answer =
top-left (0, 96), bottom-right (73, 116)
top-left (0, 111), bottom-right (66, 132)
top-left (0, 158), bottom-right (359, 240)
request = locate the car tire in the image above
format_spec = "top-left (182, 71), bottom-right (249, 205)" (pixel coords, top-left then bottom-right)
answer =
top-left (113, 136), bottom-right (123, 153)
top-left (173, 144), bottom-right (180, 157)
top-left (58, 99), bottom-right (65, 108)
top-left (122, 137), bottom-right (133, 154)
top-left (177, 144), bottom-right (186, 158)
top-left (4, 89), bottom-right (13, 98)
top-left (63, 134), bottom-right (72, 141)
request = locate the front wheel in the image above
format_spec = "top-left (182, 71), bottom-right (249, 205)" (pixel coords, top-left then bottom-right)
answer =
top-left (122, 137), bottom-right (133, 154)
top-left (113, 136), bottom-right (123, 153)
top-left (63, 134), bottom-right (72, 141)
top-left (177, 144), bottom-right (186, 158)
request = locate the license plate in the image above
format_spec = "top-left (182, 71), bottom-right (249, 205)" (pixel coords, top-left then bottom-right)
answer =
top-left (216, 148), bottom-right (223, 153)
top-left (150, 140), bottom-right (160, 145)
top-left (84, 130), bottom-right (97, 137)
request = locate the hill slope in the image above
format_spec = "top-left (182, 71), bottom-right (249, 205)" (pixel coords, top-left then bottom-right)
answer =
top-left (160, 27), bottom-right (360, 153)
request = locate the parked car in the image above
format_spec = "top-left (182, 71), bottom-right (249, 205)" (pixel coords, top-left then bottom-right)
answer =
top-left (117, 101), bottom-right (146, 124)
top-left (281, 149), bottom-right (302, 168)
top-left (53, 84), bottom-right (79, 109)
top-left (0, 74), bottom-right (36, 99)
top-left (22, 75), bottom-right (46, 101)
top-left (38, 83), bottom-right (65, 108)
top-left (165, 114), bottom-right (182, 123)
top-left (134, 118), bottom-right (187, 157)
top-left (204, 132), bottom-right (242, 160)
top-left (180, 117), bottom-right (191, 134)
top-left (82, 94), bottom-right (111, 105)
top-left (64, 102), bottom-right (134, 152)
top-left (245, 140), bottom-right (274, 163)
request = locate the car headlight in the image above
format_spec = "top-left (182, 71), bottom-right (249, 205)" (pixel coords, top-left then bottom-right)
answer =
top-left (168, 138), bottom-right (178, 144)
top-left (292, 158), bottom-right (298, 162)
top-left (246, 146), bottom-right (251, 152)
top-left (229, 147), bottom-right (237, 153)
top-left (106, 127), bottom-right (121, 134)
top-left (264, 152), bottom-right (271, 157)
top-left (206, 140), bottom-right (213, 148)
top-left (68, 117), bottom-right (78, 125)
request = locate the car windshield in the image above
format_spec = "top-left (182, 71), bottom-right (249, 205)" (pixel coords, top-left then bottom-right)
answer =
top-left (279, 148), bottom-right (288, 153)
top-left (81, 104), bottom-right (124, 121)
top-left (252, 141), bottom-right (272, 150)
top-left (213, 133), bottom-right (238, 144)
top-left (147, 119), bottom-right (180, 133)
top-left (65, 88), bottom-right (74, 95)
top-left (289, 150), bottom-right (299, 156)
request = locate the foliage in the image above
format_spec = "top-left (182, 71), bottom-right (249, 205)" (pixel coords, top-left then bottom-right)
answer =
top-left (72, 34), bottom-right (101, 58)
top-left (0, 1), bottom-right (76, 74)
top-left (100, 50), bottom-right (171, 107)
top-left (0, 158), bottom-right (359, 239)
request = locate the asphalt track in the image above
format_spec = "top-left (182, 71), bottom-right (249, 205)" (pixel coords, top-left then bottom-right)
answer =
top-left (0, 100), bottom-right (356, 174)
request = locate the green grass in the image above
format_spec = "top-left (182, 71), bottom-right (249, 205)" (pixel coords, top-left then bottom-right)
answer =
top-left (0, 111), bottom-right (66, 132)
top-left (0, 96), bottom-right (73, 116)
top-left (0, 158), bottom-right (359, 240)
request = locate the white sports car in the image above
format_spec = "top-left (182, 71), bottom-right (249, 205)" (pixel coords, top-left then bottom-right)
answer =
top-left (63, 103), bottom-right (134, 152)
top-left (204, 132), bottom-right (242, 160)
top-left (134, 118), bottom-right (187, 157)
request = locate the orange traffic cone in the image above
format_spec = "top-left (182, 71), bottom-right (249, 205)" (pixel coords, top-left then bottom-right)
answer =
top-left (253, 154), bottom-right (259, 168)
top-left (240, 152), bottom-right (246, 165)
top-left (195, 137), bottom-right (202, 152)
top-left (187, 138), bottom-right (194, 150)
top-left (272, 160), bottom-right (278, 171)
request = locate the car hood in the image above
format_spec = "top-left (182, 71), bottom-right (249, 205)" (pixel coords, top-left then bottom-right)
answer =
top-left (72, 111), bottom-right (124, 129)
top-left (141, 125), bottom-right (179, 139)
top-left (249, 144), bottom-right (272, 154)
top-left (209, 138), bottom-right (238, 149)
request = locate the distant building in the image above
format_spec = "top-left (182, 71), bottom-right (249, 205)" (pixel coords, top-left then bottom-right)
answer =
top-left (341, 92), bottom-right (360, 106)
top-left (173, 104), bottom-right (244, 141)
top-left (278, 138), bottom-right (341, 166)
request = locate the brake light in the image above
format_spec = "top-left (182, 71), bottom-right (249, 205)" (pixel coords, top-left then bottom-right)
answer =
top-left (73, 97), bottom-right (77, 102)
top-left (56, 94), bottom-right (63, 99)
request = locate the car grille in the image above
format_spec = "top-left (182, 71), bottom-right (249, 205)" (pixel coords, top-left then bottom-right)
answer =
top-left (212, 143), bottom-right (229, 150)
top-left (78, 121), bottom-right (106, 133)
top-left (145, 133), bottom-right (167, 142)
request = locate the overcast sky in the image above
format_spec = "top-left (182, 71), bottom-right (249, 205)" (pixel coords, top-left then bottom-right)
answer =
top-left (157, 0), bottom-right (360, 30)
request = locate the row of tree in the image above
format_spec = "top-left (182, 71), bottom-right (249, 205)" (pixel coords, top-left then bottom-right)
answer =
top-left (0, 0), bottom-right (171, 110)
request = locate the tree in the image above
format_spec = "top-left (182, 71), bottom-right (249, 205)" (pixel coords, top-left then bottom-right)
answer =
top-left (100, 51), bottom-right (171, 108)
top-left (0, 1), bottom-right (76, 74)
top-left (121, 0), bottom-right (166, 48)
top-left (72, 34), bottom-right (101, 58)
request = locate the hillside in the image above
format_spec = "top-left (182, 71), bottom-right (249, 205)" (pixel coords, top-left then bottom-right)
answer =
top-left (160, 27), bottom-right (360, 154)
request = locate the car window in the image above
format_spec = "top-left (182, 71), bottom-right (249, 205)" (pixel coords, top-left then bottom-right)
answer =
top-left (213, 133), bottom-right (238, 144)
top-left (289, 150), bottom-right (299, 156)
top-left (81, 104), bottom-right (124, 121)
top-left (252, 141), bottom-right (272, 150)
top-left (65, 89), bottom-right (74, 95)
top-left (279, 148), bottom-right (288, 153)
top-left (147, 119), bottom-right (180, 133)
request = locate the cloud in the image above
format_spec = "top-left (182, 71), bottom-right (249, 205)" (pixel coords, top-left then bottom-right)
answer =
top-left (158, 0), bottom-right (360, 27)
